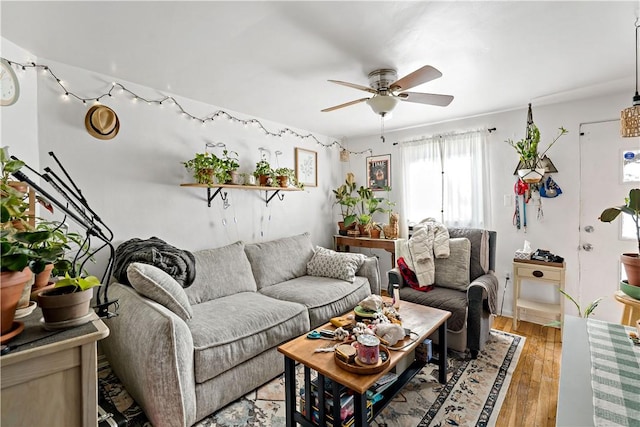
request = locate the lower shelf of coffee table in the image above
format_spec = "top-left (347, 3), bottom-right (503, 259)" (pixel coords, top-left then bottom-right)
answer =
top-left (293, 358), bottom-right (427, 427)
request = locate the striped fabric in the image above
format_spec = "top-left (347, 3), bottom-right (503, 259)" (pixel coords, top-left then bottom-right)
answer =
top-left (586, 319), bottom-right (640, 426)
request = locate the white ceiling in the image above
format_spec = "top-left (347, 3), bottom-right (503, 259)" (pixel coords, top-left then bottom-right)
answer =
top-left (2, 1), bottom-right (639, 138)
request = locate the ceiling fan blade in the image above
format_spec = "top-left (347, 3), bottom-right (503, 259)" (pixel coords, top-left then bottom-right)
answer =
top-left (398, 92), bottom-right (454, 107)
top-left (328, 80), bottom-right (377, 94)
top-left (321, 97), bottom-right (370, 112)
top-left (390, 65), bottom-right (442, 91)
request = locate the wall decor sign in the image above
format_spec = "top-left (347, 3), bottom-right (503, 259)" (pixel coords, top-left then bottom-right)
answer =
top-left (295, 147), bottom-right (317, 187)
top-left (367, 154), bottom-right (391, 191)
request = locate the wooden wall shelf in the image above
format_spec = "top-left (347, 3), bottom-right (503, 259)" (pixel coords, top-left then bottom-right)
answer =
top-left (180, 183), bottom-right (302, 207)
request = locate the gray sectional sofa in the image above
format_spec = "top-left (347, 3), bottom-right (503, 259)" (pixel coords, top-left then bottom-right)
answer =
top-left (101, 233), bottom-right (380, 427)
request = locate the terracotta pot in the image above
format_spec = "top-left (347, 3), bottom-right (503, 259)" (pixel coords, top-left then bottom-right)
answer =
top-left (276, 176), bottom-right (289, 188)
top-left (370, 229), bottom-right (381, 239)
top-left (38, 287), bottom-right (94, 323)
top-left (258, 174), bottom-right (271, 186)
top-left (1, 269), bottom-right (33, 335)
top-left (358, 224), bottom-right (371, 237)
top-left (621, 253), bottom-right (640, 287)
top-left (33, 263), bottom-right (54, 291)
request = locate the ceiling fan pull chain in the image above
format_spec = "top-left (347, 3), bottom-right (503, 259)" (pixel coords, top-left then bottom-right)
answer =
top-left (380, 116), bottom-right (386, 143)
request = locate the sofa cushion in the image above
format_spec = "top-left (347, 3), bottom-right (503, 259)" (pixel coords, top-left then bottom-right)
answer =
top-left (448, 228), bottom-right (489, 280)
top-left (259, 275), bottom-right (371, 328)
top-left (435, 238), bottom-right (471, 291)
top-left (307, 247), bottom-right (366, 283)
top-left (188, 292), bottom-right (310, 383)
top-left (185, 241), bottom-right (257, 305)
top-left (399, 286), bottom-right (468, 332)
top-left (244, 233), bottom-right (315, 290)
top-left (126, 262), bottom-right (193, 321)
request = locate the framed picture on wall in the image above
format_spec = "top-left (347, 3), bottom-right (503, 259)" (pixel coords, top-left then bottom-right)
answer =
top-left (367, 154), bottom-right (391, 191)
top-left (295, 147), bottom-right (317, 187)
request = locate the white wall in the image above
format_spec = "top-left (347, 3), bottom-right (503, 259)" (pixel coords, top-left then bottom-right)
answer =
top-left (344, 92), bottom-right (628, 321)
top-left (1, 38), bottom-right (39, 169)
top-left (2, 45), bottom-right (342, 279)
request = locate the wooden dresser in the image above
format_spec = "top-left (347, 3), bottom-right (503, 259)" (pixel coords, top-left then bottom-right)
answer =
top-left (1, 310), bottom-right (109, 427)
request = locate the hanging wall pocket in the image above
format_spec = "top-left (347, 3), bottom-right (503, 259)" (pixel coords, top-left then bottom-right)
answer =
top-left (540, 176), bottom-right (562, 198)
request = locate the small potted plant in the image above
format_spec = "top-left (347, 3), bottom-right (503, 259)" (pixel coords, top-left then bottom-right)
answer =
top-left (506, 104), bottom-right (568, 184)
top-left (599, 188), bottom-right (640, 291)
top-left (274, 167), bottom-right (295, 188)
top-left (254, 158), bottom-right (274, 186)
top-left (37, 272), bottom-right (101, 324)
top-left (333, 173), bottom-right (358, 235)
top-left (216, 150), bottom-right (241, 184)
top-left (183, 153), bottom-right (219, 185)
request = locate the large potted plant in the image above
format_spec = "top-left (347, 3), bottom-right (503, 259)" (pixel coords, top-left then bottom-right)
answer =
top-left (333, 173), bottom-right (358, 235)
top-left (0, 148), bottom-right (61, 337)
top-left (599, 188), bottom-right (640, 289)
top-left (506, 104), bottom-right (568, 184)
top-left (355, 186), bottom-right (385, 236)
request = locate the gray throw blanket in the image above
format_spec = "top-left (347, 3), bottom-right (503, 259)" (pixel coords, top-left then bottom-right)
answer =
top-left (113, 237), bottom-right (196, 288)
top-left (471, 273), bottom-right (498, 315)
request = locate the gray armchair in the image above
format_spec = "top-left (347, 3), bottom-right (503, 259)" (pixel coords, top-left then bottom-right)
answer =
top-left (388, 227), bottom-right (497, 358)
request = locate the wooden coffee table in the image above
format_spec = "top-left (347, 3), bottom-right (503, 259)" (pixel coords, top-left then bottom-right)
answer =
top-left (277, 299), bottom-right (451, 427)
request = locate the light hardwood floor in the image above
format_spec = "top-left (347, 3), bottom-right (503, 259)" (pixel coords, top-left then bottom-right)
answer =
top-left (493, 315), bottom-right (562, 427)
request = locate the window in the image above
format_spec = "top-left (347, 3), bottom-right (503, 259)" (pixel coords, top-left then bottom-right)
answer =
top-left (400, 130), bottom-right (491, 228)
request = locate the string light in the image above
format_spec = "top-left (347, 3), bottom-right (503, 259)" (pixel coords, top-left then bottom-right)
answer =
top-left (3, 58), bottom-right (372, 156)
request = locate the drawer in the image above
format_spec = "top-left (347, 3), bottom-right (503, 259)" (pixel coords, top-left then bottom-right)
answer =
top-left (515, 266), bottom-right (562, 282)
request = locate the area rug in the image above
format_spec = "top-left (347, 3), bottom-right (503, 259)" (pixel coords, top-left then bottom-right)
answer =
top-left (98, 329), bottom-right (524, 427)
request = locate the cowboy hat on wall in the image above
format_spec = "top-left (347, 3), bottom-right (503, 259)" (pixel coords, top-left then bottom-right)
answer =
top-left (85, 105), bottom-right (120, 140)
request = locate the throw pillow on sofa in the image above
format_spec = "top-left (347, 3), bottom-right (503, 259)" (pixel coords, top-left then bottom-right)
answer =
top-left (307, 247), bottom-right (366, 283)
top-left (127, 262), bottom-right (193, 321)
top-left (434, 237), bottom-right (471, 291)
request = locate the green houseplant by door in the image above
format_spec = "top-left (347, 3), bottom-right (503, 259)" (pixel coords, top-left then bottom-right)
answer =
top-left (599, 188), bottom-right (640, 290)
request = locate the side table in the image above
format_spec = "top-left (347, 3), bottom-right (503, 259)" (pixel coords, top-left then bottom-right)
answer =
top-left (614, 290), bottom-right (640, 327)
top-left (1, 309), bottom-right (109, 427)
top-left (512, 259), bottom-right (566, 329)
top-left (334, 234), bottom-right (397, 267)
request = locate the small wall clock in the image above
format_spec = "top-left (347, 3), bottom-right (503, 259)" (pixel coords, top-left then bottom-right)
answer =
top-left (1, 58), bottom-right (20, 106)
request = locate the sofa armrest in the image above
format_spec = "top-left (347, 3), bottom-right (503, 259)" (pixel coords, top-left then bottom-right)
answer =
top-left (357, 256), bottom-right (381, 295)
top-left (101, 283), bottom-right (197, 427)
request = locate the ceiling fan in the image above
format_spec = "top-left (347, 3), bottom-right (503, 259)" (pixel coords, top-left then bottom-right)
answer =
top-left (321, 65), bottom-right (454, 117)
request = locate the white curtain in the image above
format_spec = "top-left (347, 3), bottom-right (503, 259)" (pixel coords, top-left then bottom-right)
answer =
top-left (400, 130), bottom-right (491, 229)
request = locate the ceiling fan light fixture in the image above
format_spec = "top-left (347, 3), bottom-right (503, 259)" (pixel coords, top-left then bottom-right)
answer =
top-left (367, 95), bottom-right (399, 116)
top-left (621, 19), bottom-right (640, 137)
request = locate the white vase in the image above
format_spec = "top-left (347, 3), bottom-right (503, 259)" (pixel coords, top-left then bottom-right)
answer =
top-left (517, 168), bottom-right (545, 183)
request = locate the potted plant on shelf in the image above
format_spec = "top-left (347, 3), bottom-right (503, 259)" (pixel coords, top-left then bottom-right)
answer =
top-left (274, 167), bottom-right (295, 188)
top-left (31, 221), bottom-right (85, 291)
top-left (183, 152), bottom-right (219, 185)
top-left (254, 158), bottom-right (274, 186)
top-left (216, 150), bottom-right (241, 184)
top-left (0, 148), bottom-right (62, 337)
top-left (506, 104), bottom-right (568, 184)
top-left (599, 188), bottom-right (640, 291)
top-left (333, 173), bottom-right (358, 235)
